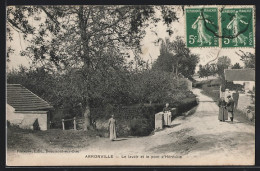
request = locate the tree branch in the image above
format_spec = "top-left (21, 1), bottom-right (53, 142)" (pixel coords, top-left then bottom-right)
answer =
top-left (89, 10), bottom-right (129, 36)
top-left (7, 19), bottom-right (25, 33)
top-left (39, 6), bottom-right (60, 26)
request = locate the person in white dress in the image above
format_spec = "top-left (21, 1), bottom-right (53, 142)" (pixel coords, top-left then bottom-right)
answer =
top-left (108, 115), bottom-right (117, 141)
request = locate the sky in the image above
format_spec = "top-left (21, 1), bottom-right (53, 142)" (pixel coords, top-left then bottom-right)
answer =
top-left (6, 6), bottom-right (255, 72)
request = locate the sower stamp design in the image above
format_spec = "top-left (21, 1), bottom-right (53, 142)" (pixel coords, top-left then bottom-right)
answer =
top-left (221, 8), bottom-right (254, 48)
top-left (186, 8), bottom-right (219, 48)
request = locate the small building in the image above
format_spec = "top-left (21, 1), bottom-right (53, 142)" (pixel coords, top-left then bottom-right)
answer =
top-left (224, 69), bottom-right (255, 91)
top-left (7, 84), bottom-right (53, 130)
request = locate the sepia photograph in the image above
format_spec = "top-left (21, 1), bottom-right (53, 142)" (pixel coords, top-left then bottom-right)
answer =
top-left (6, 5), bottom-right (255, 166)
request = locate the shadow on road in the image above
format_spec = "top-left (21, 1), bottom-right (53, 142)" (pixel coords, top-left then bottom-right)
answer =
top-left (166, 123), bottom-right (181, 128)
top-left (225, 121), bottom-right (244, 124)
top-left (113, 138), bottom-right (128, 141)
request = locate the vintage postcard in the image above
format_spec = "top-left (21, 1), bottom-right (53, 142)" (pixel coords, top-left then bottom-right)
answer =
top-left (6, 5), bottom-right (255, 166)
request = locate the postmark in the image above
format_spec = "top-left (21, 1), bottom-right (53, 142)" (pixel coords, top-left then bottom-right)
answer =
top-left (221, 8), bottom-right (254, 48)
top-left (186, 7), bottom-right (219, 48)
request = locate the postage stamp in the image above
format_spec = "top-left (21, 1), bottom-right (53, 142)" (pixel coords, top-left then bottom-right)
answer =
top-left (186, 7), bottom-right (219, 48)
top-left (221, 8), bottom-right (254, 48)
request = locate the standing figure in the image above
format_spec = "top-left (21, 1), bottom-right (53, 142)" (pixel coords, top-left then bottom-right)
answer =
top-left (227, 95), bottom-right (235, 122)
top-left (192, 12), bottom-right (213, 46)
top-left (108, 115), bottom-right (117, 141)
top-left (232, 89), bottom-right (239, 109)
top-left (163, 103), bottom-right (171, 113)
top-left (218, 97), bottom-right (228, 122)
top-left (227, 11), bottom-right (248, 46)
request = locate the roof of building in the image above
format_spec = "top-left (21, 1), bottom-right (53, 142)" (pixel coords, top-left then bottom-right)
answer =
top-left (224, 69), bottom-right (255, 82)
top-left (7, 84), bottom-right (53, 111)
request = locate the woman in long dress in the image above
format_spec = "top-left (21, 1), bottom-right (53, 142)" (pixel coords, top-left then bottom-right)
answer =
top-left (218, 97), bottom-right (228, 122)
top-left (192, 12), bottom-right (213, 46)
top-left (227, 11), bottom-right (248, 46)
top-left (108, 115), bottom-right (117, 141)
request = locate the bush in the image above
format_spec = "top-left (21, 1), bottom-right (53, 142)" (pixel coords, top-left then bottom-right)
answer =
top-left (93, 93), bottom-right (197, 137)
top-left (226, 82), bottom-right (243, 91)
top-left (193, 80), bottom-right (211, 88)
top-left (209, 79), bottom-right (221, 87)
top-left (129, 118), bottom-right (153, 136)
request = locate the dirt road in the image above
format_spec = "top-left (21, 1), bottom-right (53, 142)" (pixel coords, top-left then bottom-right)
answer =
top-left (83, 88), bottom-right (255, 165)
top-left (7, 88), bottom-right (255, 166)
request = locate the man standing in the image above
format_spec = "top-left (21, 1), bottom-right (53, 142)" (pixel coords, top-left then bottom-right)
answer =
top-left (232, 89), bottom-right (239, 109)
top-left (227, 95), bottom-right (235, 122)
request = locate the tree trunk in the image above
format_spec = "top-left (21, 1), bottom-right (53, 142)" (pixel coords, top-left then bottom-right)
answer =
top-left (176, 60), bottom-right (179, 87)
top-left (83, 105), bottom-right (92, 131)
top-left (78, 7), bottom-right (93, 131)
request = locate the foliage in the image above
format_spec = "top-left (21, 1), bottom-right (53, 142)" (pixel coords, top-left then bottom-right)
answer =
top-left (198, 64), bottom-right (211, 78)
top-left (216, 56), bottom-right (231, 79)
top-left (129, 70), bottom-right (174, 104)
top-left (225, 82), bottom-right (243, 91)
top-left (7, 62), bottom-right (195, 123)
top-left (7, 6), bottom-right (200, 134)
top-left (236, 50), bottom-right (255, 68)
top-left (152, 37), bottom-right (199, 79)
top-left (232, 63), bottom-right (242, 69)
top-left (7, 6), bottom-right (179, 130)
top-left (92, 96), bottom-right (196, 136)
top-left (198, 63), bottom-right (218, 78)
top-left (201, 84), bottom-right (220, 102)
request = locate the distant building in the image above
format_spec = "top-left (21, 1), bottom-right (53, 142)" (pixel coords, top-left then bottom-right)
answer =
top-left (224, 69), bottom-right (255, 91)
top-left (7, 84), bottom-right (53, 130)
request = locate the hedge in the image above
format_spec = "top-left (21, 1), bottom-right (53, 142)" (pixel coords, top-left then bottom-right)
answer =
top-left (93, 96), bottom-right (197, 137)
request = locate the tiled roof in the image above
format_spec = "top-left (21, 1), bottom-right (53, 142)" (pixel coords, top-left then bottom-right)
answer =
top-left (224, 69), bottom-right (255, 82)
top-left (7, 84), bottom-right (53, 111)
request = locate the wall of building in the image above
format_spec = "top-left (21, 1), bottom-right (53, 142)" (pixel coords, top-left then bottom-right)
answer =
top-left (6, 104), bottom-right (48, 130)
top-left (233, 81), bottom-right (255, 91)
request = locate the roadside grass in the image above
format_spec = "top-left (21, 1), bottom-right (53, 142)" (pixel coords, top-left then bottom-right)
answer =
top-left (233, 109), bottom-right (255, 126)
top-left (200, 85), bottom-right (219, 102)
top-left (7, 126), bottom-right (35, 150)
top-left (7, 126), bottom-right (105, 151)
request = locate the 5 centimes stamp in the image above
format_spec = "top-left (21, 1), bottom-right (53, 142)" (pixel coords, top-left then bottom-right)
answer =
top-left (221, 7), bottom-right (254, 48)
top-left (186, 7), bottom-right (219, 48)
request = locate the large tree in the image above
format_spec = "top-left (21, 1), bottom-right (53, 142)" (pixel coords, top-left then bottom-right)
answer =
top-left (152, 37), bottom-right (199, 80)
top-left (7, 5), bottom-right (178, 130)
top-left (216, 56), bottom-right (231, 79)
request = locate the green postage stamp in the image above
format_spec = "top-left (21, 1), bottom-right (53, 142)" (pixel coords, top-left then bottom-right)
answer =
top-left (185, 6), bottom-right (254, 48)
top-left (221, 8), bottom-right (254, 48)
top-left (186, 8), bottom-right (219, 48)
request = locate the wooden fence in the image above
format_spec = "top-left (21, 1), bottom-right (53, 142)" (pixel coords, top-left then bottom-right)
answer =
top-left (50, 117), bottom-right (85, 130)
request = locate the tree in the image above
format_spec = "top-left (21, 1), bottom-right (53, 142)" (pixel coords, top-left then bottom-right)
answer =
top-left (198, 64), bottom-right (212, 79)
top-left (152, 37), bottom-right (199, 80)
top-left (232, 63), bottom-right (242, 69)
top-left (216, 56), bottom-right (231, 79)
top-left (236, 50), bottom-right (255, 68)
top-left (7, 6), bottom-right (179, 130)
top-left (129, 70), bottom-right (174, 104)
